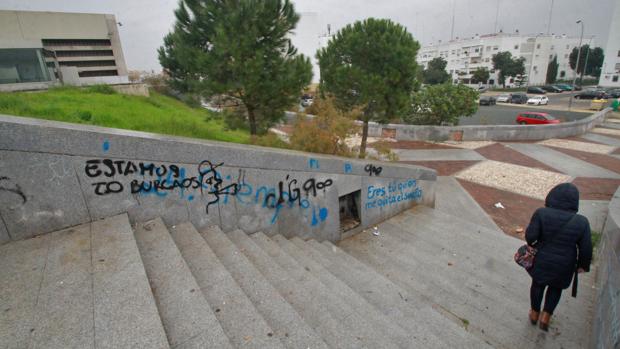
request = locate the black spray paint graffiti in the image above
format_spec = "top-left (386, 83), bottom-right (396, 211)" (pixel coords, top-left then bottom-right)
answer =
top-left (0, 176), bottom-right (27, 204)
top-left (364, 164), bottom-right (383, 176)
top-left (263, 175), bottom-right (333, 209)
top-left (198, 160), bottom-right (240, 213)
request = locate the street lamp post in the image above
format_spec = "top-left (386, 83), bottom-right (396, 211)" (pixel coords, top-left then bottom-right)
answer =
top-left (568, 20), bottom-right (584, 111)
top-left (580, 36), bottom-right (594, 86)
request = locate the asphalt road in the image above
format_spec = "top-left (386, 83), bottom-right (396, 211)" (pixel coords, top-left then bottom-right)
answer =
top-left (461, 91), bottom-right (593, 125)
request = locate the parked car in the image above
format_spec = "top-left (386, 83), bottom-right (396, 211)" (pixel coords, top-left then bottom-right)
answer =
top-left (574, 90), bottom-right (608, 100)
top-left (527, 96), bottom-right (549, 105)
top-left (607, 89), bottom-right (620, 98)
top-left (479, 95), bottom-right (496, 106)
top-left (527, 87), bottom-right (546, 94)
top-left (542, 85), bottom-right (563, 93)
top-left (496, 94), bottom-right (511, 103)
top-left (554, 84), bottom-right (574, 91)
top-left (510, 93), bottom-right (529, 104)
top-left (516, 112), bottom-right (560, 125)
top-left (300, 94), bottom-right (314, 107)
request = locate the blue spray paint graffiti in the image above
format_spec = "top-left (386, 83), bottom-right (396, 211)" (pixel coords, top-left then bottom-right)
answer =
top-left (102, 140), bottom-right (110, 153)
top-left (309, 158), bottom-right (320, 169)
top-left (344, 163), bottom-right (352, 174)
top-left (365, 179), bottom-right (422, 209)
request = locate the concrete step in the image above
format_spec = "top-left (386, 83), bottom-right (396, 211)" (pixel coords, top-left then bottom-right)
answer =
top-left (28, 223), bottom-right (94, 349)
top-left (227, 229), bottom-right (391, 349)
top-left (267, 233), bottom-right (435, 349)
top-left (250, 232), bottom-right (405, 349)
top-left (291, 237), bottom-right (493, 349)
top-left (134, 218), bottom-right (232, 349)
top-left (200, 226), bottom-right (329, 349)
top-left (339, 209), bottom-right (595, 349)
top-left (91, 214), bottom-right (169, 349)
top-left (0, 233), bottom-right (50, 348)
top-left (169, 223), bottom-right (283, 349)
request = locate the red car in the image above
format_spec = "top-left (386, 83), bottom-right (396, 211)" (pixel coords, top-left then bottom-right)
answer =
top-left (516, 112), bottom-right (560, 125)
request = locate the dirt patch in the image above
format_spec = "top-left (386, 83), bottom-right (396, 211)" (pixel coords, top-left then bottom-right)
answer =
top-left (400, 161), bottom-right (480, 176)
top-left (547, 146), bottom-right (620, 174)
top-left (475, 143), bottom-right (561, 173)
top-left (372, 140), bottom-right (459, 150)
top-left (572, 177), bottom-right (620, 200)
top-left (457, 179), bottom-right (544, 239)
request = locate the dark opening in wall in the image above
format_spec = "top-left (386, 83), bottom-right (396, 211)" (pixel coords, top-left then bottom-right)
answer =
top-left (339, 190), bottom-right (361, 233)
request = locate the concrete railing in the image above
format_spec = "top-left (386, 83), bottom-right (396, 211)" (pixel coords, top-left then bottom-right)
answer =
top-left (0, 115), bottom-right (436, 244)
top-left (592, 186), bottom-right (620, 349)
top-left (367, 108), bottom-right (610, 142)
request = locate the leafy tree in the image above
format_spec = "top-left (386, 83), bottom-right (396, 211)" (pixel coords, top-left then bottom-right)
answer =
top-left (289, 97), bottom-right (360, 156)
top-left (422, 57), bottom-right (450, 85)
top-left (569, 45), bottom-right (604, 77)
top-left (492, 51), bottom-right (526, 88)
top-left (158, 0), bottom-right (313, 135)
top-left (317, 18), bottom-right (420, 157)
top-left (405, 84), bottom-right (478, 126)
top-left (471, 67), bottom-right (490, 84)
top-left (546, 55), bottom-right (559, 84)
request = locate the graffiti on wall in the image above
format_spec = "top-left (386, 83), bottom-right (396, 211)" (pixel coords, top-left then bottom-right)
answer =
top-left (0, 176), bottom-right (27, 205)
top-left (83, 158), bottom-right (330, 226)
top-left (365, 179), bottom-right (422, 209)
top-left (364, 164), bottom-right (383, 176)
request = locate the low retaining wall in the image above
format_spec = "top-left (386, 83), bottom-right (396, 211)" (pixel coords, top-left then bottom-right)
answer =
top-left (0, 115), bottom-right (436, 244)
top-left (592, 187), bottom-right (620, 349)
top-left (367, 108), bottom-right (610, 142)
top-left (287, 109), bottom-right (609, 142)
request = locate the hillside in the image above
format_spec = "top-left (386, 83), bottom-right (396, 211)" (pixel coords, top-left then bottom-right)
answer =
top-left (0, 86), bottom-right (250, 144)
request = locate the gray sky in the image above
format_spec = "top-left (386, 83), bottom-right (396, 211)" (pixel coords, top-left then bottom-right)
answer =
top-left (0, 0), bottom-right (614, 73)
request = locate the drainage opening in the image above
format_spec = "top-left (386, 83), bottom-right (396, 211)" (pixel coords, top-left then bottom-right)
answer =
top-left (339, 190), bottom-right (361, 233)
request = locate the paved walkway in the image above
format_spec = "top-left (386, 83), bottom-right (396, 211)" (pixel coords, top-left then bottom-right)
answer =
top-left (379, 120), bottom-right (620, 237)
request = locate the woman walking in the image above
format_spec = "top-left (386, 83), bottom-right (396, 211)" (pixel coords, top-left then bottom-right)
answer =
top-left (525, 183), bottom-right (592, 331)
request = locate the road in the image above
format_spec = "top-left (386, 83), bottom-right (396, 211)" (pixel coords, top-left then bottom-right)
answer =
top-left (461, 91), bottom-right (593, 125)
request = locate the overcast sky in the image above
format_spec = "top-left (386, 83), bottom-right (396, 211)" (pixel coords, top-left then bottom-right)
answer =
top-left (1, 0), bottom-right (614, 74)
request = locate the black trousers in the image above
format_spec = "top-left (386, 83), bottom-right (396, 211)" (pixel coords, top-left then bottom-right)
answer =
top-left (530, 280), bottom-right (563, 314)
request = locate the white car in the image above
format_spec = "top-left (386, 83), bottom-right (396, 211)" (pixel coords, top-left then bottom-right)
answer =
top-left (496, 94), bottom-right (511, 103)
top-left (527, 96), bottom-right (549, 105)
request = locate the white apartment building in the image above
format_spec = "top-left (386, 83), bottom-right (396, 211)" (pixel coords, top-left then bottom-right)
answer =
top-left (599, 0), bottom-right (620, 87)
top-left (417, 32), bottom-right (585, 87)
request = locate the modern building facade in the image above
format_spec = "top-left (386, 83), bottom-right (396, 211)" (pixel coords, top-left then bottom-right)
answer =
top-left (0, 10), bottom-right (128, 91)
top-left (599, 0), bottom-right (620, 88)
top-left (417, 32), bottom-right (586, 87)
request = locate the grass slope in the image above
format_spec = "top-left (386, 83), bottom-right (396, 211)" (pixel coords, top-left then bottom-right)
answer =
top-left (0, 86), bottom-right (250, 144)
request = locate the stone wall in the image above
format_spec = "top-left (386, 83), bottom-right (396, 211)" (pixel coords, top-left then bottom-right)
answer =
top-left (0, 115), bottom-right (436, 244)
top-left (592, 187), bottom-right (620, 349)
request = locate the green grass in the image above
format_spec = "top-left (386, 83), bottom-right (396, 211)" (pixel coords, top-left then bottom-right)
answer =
top-left (0, 86), bottom-right (250, 144)
top-left (591, 230), bottom-right (601, 251)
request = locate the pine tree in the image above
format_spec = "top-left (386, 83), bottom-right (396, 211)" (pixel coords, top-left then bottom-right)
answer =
top-left (158, 0), bottom-right (313, 135)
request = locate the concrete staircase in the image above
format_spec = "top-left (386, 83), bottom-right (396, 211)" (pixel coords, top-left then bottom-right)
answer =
top-left (0, 207), bottom-right (595, 348)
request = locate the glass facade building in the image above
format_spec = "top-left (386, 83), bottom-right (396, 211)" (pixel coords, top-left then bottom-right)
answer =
top-left (0, 48), bottom-right (52, 84)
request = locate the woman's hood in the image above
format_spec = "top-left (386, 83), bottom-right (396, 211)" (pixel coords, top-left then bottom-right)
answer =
top-left (545, 183), bottom-right (579, 212)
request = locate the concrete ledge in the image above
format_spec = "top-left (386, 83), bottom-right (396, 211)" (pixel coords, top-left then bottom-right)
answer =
top-left (592, 186), bottom-right (620, 348)
top-left (365, 108), bottom-right (611, 142)
top-left (0, 115), bottom-right (436, 243)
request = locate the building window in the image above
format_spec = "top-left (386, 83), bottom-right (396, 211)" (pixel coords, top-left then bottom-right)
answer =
top-left (549, 55), bottom-right (553, 59)
top-left (613, 75), bottom-right (619, 82)
top-left (486, 46), bottom-right (491, 51)
top-left (0, 48), bottom-right (52, 84)
top-left (493, 46), bottom-right (499, 50)
top-left (42, 39), bottom-right (112, 47)
top-left (617, 50), bottom-right (620, 57)
top-left (475, 48), bottom-right (480, 53)
top-left (78, 69), bottom-right (118, 77)
top-left (536, 44), bottom-right (541, 49)
top-left (560, 71), bottom-right (566, 78)
top-left (53, 50), bottom-right (114, 57)
top-left (514, 45), bottom-right (519, 50)
top-left (616, 63), bottom-right (620, 71)
top-left (59, 60), bottom-right (116, 68)
top-left (485, 58), bottom-right (490, 62)
top-left (551, 45), bottom-right (554, 50)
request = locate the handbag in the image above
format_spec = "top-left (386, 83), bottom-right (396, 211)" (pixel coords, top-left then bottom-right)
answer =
top-left (514, 214), bottom-right (576, 270)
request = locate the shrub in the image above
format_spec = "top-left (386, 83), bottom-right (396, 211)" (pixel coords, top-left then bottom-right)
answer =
top-left (289, 97), bottom-right (360, 156)
top-left (74, 110), bottom-right (92, 122)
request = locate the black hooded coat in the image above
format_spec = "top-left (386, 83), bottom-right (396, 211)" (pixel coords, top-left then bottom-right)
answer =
top-left (525, 183), bottom-right (592, 290)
